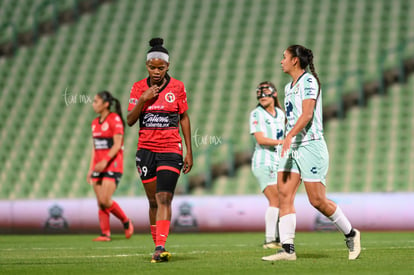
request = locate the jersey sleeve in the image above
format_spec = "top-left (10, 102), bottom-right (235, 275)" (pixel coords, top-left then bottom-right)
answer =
top-left (249, 110), bottom-right (263, 134)
top-left (302, 75), bottom-right (319, 100)
top-left (128, 82), bottom-right (141, 112)
top-left (178, 84), bottom-right (188, 114)
top-left (110, 114), bottom-right (124, 135)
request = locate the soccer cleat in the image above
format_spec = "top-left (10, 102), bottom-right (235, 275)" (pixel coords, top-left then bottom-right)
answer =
top-left (93, 234), bottom-right (111, 242)
top-left (346, 229), bottom-right (361, 260)
top-left (261, 249), bottom-right (297, 261)
top-left (263, 241), bottom-right (282, 249)
top-left (151, 246), bottom-right (172, 263)
top-left (124, 219), bottom-right (134, 239)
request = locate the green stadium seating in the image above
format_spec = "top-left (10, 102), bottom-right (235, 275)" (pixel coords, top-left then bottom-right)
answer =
top-left (1, 0), bottom-right (414, 198)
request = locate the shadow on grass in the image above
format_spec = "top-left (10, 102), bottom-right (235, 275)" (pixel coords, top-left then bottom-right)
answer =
top-left (299, 253), bottom-right (328, 259)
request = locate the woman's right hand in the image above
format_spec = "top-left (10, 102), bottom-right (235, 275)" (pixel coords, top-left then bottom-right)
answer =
top-left (141, 85), bottom-right (160, 102)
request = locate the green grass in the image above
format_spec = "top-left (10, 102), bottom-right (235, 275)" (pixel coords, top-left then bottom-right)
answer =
top-left (0, 232), bottom-right (413, 274)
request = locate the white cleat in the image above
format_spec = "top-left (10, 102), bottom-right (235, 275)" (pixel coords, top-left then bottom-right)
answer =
top-left (346, 229), bottom-right (361, 260)
top-left (262, 249), bottom-right (297, 261)
top-left (263, 241), bottom-right (282, 249)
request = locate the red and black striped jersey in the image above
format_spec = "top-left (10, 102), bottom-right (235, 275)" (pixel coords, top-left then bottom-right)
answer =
top-left (128, 75), bottom-right (188, 155)
top-left (91, 112), bottom-right (124, 173)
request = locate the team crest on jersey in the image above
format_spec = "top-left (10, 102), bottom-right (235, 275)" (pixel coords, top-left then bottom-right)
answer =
top-left (294, 85), bottom-right (300, 94)
top-left (101, 122), bottom-right (109, 131)
top-left (165, 92), bottom-right (175, 103)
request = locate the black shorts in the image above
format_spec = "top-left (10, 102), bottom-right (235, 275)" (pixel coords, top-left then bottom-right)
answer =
top-left (91, 171), bottom-right (122, 185)
top-left (136, 149), bottom-right (183, 183)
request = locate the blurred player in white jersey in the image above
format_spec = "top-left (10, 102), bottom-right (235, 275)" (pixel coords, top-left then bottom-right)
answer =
top-left (262, 45), bottom-right (361, 261)
top-left (250, 81), bottom-right (285, 249)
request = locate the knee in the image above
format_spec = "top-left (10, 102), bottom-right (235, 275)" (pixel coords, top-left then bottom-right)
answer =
top-left (148, 198), bottom-right (158, 209)
top-left (98, 200), bottom-right (111, 210)
top-left (156, 192), bottom-right (172, 206)
top-left (277, 187), bottom-right (293, 205)
top-left (308, 196), bottom-right (325, 211)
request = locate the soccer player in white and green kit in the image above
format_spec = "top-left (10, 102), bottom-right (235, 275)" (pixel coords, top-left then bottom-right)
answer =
top-left (250, 81), bottom-right (285, 249)
top-left (262, 45), bottom-right (361, 262)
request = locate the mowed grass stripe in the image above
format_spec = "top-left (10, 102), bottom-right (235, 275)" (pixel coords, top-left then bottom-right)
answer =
top-left (0, 232), bottom-right (413, 275)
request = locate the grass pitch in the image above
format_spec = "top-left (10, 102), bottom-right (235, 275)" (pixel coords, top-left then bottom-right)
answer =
top-left (0, 232), bottom-right (413, 274)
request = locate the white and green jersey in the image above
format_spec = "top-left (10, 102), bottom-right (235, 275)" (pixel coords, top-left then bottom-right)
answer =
top-left (284, 72), bottom-right (324, 145)
top-left (249, 105), bottom-right (285, 168)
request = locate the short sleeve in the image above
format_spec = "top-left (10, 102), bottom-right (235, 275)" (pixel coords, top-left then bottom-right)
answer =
top-left (178, 84), bottom-right (188, 114)
top-left (249, 110), bottom-right (263, 134)
top-left (302, 75), bottom-right (319, 100)
top-left (110, 114), bottom-right (124, 136)
top-left (128, 83), bottom-right (140, 112)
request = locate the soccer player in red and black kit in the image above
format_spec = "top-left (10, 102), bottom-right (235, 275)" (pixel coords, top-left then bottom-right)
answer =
top-left (87, 91), bottom-right (134, 241)
top-left (127, 38), bottom-right (193, 263)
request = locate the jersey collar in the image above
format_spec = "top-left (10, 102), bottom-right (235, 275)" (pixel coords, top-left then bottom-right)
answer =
top-left (146, 74), bottom-right (171, 94)
top-left (290, 71), bottom-right (307, 90)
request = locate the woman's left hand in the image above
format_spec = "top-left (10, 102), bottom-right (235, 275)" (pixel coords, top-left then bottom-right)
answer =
top-left (182, 153), bottom-right (193, 174)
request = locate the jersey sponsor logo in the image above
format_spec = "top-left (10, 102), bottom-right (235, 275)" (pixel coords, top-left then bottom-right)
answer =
top-left (285, 101), bottom-right (293, 117)
top-left (276, 129), bottom-right (284, 139)
top-left (93, 137), bottom-right (114, 149)
top-left (101, 122), bottom-right (109, 131)
top-left (129, 98), bottom-right (138, 105)
top-left (92, 125), bottom-right (96, 131)
top-left (140, 112), bottom-right (179, 129)
top-left (165, 92), bottom-right (175, 103)
top-left (305, 87), bottom-right (316, 96)
top-left (147, 105), bottom-right (165, 110)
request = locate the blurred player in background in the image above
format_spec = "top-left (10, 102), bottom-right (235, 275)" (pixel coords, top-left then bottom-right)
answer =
top-left (87, 91), bottom-right (134, 241)
top-left (127, 38), bottom-right (193, 263)
top-left (250, 81), bottom-right (285, 249)
top-left (262, 45), bottom-right (361, 261)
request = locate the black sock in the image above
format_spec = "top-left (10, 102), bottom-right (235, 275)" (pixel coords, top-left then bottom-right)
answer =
top-left (282, 243), bottom-right (295, 254)
top-left (345, 229), bottom-right (356, 238)
top-left (123, 220), bottom-right (130, 229)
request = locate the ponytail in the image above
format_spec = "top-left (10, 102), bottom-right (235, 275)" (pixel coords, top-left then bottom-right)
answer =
top-left (112, 97), bottom-right (125, 127)
top-left (97, 91), bottom-right (125, 126)
top-left (287, 45), bottom-right (321, 97)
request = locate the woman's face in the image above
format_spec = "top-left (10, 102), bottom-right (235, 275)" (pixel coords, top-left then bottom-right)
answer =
top-left (146, 58), bottom-right (169, 85)
top-left (281, 50), bottom-right (295, 74)
top-left (92, 95), bottom-right (108, 114)
top-left (257, 85), bottom-right (275, 108)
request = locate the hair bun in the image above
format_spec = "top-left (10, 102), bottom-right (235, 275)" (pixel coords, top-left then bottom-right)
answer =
top-left (149, 38), bottom-right (164, 47)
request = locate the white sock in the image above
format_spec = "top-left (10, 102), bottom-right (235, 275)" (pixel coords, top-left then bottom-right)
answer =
top-left (328, 206), bottom-right (352, 235)
top-left (279, 213), bottom-right (296, 244)
top-left (265, 207), bottom-right (279, 243)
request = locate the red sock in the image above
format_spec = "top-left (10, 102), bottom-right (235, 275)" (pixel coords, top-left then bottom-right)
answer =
top-left (150, 225), bottom-right (157, 244)
top-left (98, 208), bottom-right (111, 236)
top-left (108, 201), bottom-right (128, 223)
top-left (155, 220), bottom-right (171, 248)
